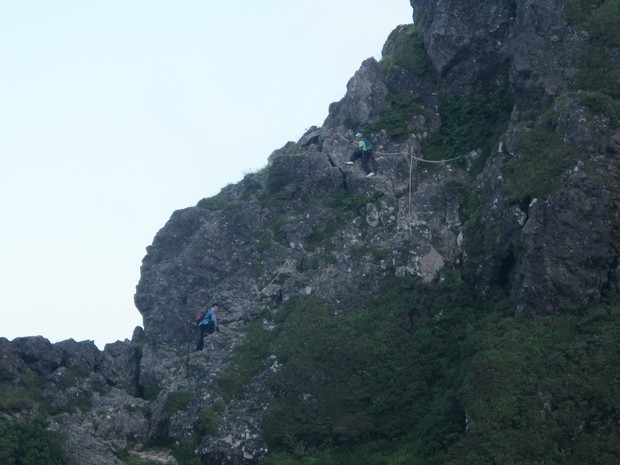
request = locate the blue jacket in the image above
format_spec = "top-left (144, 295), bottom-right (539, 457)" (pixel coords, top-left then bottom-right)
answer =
top-left (199, 308), bottom-right (218, 327)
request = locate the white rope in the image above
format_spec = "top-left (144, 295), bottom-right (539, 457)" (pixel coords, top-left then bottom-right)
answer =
top-left (374, 151), bottom-right (407, 156)
top-left (336, 132), bottom-right (467, 238)
top-left (374, 150), bottom-right (466, 164)
top-left (408, 147), bottom-right (414, 236)
top-left (252, 259), bottom-right (293, 302)
top-left (338, 132), bottom-right (467, 164)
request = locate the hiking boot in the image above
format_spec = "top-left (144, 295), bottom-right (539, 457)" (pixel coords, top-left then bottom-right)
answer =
top-left (366, 172), bottom-right (375, 177)
top-left (345, 161), bottom-right (354, 165)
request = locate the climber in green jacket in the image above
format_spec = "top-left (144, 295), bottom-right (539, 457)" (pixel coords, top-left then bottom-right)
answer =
top-left (346, 133), bottom-right (375, 177)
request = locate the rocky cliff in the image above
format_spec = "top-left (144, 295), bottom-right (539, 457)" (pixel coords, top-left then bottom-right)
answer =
top-left (2, 0), bottom-right (619, 464)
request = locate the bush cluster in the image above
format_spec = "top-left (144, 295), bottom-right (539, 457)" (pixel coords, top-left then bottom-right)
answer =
top-left (421, 81), bottom-right (512, 170)
top-left (0, 416), bottom-right (68, 465)
top-left (222, 271), bottom-right (620, 465)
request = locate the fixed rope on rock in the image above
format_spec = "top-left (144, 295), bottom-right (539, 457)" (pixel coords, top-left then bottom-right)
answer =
top-left (252, 259), bottom-right (293, 302)
top-left (338, 132), bottom-right (467, 164)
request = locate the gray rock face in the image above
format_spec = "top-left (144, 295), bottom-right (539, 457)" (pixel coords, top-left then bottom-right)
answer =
top-left (52, 422), bottom-right (127, 465)
top-left (3, 1), bottom-right (620, 464)
top-left (414, 0), bottom-right (513, 95)
top-left (196, 357), bottom-right (275, 465)
top-left (515, 170), bottom-right (615, 315)
top-left (99, 339), bottom-right (142, 397)
top-left (134, 128), bottom-right (465, 347)
top-left (507, 0), bottom-right (588, 113)
top-left (324, 57), bottom-right (390, 128)
top-left (412, 0), bottom-right (587, 111)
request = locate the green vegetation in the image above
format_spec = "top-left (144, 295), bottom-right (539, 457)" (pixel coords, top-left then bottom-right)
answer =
top-left (62, 391), bottom-right (93, 414)
top-left (327, 190), bottom-right (383, 218)
top-left (421, 80), bottom-right (513, 171)
top-left (443, 180), bottom-right (466, 197)
top-left (370, 91), bottom-right (431, 142)
top-left (0, 416), bottom-right (69, 465)
top-left (564, 0), bottom-right (620, 46)
top-left (303, 221), bottom-right (341, 252)
top-left (217, 271), bottom-right (620, 465)
top-left (163, 391), bottom-right (193, 415)
top-left (579, 91), bottom-right (620, 129)
top-left (504, 113), bottom-right (582, 201)
top-left (580, 47), bottom-right (620, 100)
top-left (113, 448), bottom-right (163, 465)
top-left (290, 190), bottom-right (383, 251)
top-left (264, 155), bottom-right (303, 202)
top-left (449, 297), bottom-right (620, 465)
top-left (57, 362), bottom-right (91, 389)
top-left (196, 403), bottom-right (225, 436)
top-left (216, 319), bottom-right (272, 401)
top-left (259, 274), bottom-right (499, 464)
top-left (141, 381), bottom-right (162, 401)
top-left (565, 0), bottom-right (620, 101)
top-left (0, 370), bottom-right (44, 413)
top-left (197, 171), bottom-right (266, 211)
top-left (171, 444), bottom-right (202, 465)
top-left (373, 24), bottom-right (435, 141)
top-left (381, 24), bottom-right (434, 85)
top-left (197, 187), bottom-right (236, 211)
top-left (587, 0), bottom-right (620, 47)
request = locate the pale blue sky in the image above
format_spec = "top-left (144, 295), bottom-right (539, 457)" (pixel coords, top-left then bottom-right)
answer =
top-left (0, 1), bottom-right (413, 348)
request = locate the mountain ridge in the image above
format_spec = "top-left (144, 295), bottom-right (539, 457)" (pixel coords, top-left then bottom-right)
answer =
top-left (2, 0), bottom-right (620, 463)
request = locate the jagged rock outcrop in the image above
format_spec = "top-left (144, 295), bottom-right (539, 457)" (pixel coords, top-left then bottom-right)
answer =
top-left (411, 0), bottom-right (588, 112)
top-left (2, 0), bottom-right (619, 464)
top-left (413, 0), bottom-right (513, 95)
top-left (128, 0), bottom-right (618, 457)
top-left (324, 57), bottom-right (390, 128)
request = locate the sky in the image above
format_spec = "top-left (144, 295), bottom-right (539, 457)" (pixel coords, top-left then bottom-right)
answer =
top-left (0, 1), bottom-right (413, 349)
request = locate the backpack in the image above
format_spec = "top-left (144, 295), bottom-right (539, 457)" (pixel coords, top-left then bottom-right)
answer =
top-left (363, 139), bottom-right (373, 150)
top-left (194, 309), bottom-right (207, 323)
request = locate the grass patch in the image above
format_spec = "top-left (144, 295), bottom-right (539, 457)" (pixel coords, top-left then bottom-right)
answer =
top-left (163, 391), bottom-right (192, 416)
top-left (565, 0), bottom-right (620, 99)
top-left (0, 416), bottom-right (68, 465)
top-left (197, 189), bottom-right (235, 211)
top-left (373, 24), bottom-right (435, 141)
top-left (381, 24), bottom-right (434, 85)
top-left (196, 403), bottom-right (225, 436)
top-left (215, 319), bottom-right (272, 402)
top-left (63, 391), bottom-right (93, 414)
top-left (585, 0), bottom-right (620, 47)
top-left (128, 264), bottom-right (620, 465)
top-left (227, 272), bottom-right (620, 465)
top-left (257, 275), bottom-right (508, 464)
top-left (57, 362), bottom-right (90, 389)
top-left (448, 296), bottom-right (620, 464)
top-left (327, 191), bottom-right (384, 218)
top-left (579, 47), bottom-right (620, 100)
top-left (421, 80), bottom-right (512, 171)
top-left (141, 382), bottom-right (162, 402)
top-left (263, 155), bottom-right (304, 202)
top-left (369, 91), bottom-right (431, 142)
top-left (0, 370), bottom-right (45, 413)
top-left (579, 91), bottom-right (620, 128)
top-left (304, 222), bottom-right (341, 251)
top-left (504, 114), bottom-right (582, 201)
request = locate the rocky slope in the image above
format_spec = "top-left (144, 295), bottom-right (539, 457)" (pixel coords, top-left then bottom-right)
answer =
top-left (1, 0), bottom-right (619, 464)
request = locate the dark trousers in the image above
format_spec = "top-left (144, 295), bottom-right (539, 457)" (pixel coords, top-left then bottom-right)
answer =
top-left (195, 323), bottom-right (214, 350)
top-left (349, 150), bottom-right (373, 174)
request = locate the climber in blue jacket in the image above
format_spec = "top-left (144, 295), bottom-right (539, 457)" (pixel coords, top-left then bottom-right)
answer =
top-left (195, 303), bottom-right (220, 351)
